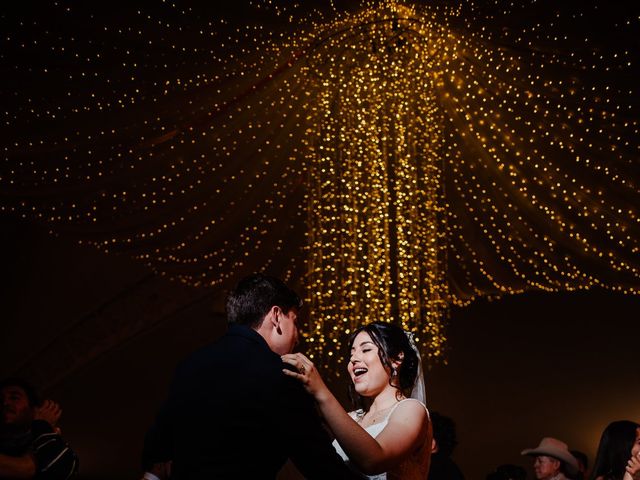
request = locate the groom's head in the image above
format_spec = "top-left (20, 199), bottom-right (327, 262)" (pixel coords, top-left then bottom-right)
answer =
top-left (227, 274), bottom-right (302, 354)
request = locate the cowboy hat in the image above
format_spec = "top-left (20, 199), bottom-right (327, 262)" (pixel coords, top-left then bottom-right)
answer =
top-left (521, 437), bottom-right (579, 475)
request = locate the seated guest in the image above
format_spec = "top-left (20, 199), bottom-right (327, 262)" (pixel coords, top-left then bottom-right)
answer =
top-left (522, 437), bottom-right (579, 480)
top-left (0, 378), bottom-right (78, 479)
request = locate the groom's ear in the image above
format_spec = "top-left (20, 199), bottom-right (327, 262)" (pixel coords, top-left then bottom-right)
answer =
top-left (267, 306), bottom-right (283, 334)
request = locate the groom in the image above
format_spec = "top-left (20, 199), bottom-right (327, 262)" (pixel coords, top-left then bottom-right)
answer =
top-left (142, 273), bottom-right (358, 479)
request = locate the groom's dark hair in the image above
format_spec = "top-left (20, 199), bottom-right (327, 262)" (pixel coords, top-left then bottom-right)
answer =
top-left (226, 273), bottom-right (302, 328)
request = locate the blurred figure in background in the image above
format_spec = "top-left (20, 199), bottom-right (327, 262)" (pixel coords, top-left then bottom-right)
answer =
top-left (0, 377), bottom-right (78, 479)
top-left (521, 437), bottom-right (579, 480)
top-left (571, 450), bottom-right (589, 480)
top-left (427, 411), bottom-right (465, 480)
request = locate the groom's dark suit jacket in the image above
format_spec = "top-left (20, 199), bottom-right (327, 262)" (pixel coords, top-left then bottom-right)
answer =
top-left (143, 323), bottom-right (357, 479)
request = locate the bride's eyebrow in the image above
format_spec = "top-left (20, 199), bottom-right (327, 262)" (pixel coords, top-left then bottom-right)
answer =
top-left (350, 340), bottom-right (375, 352)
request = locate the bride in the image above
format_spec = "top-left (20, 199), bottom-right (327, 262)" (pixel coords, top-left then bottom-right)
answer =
top-left (282, 321), bottom-right (432, 479)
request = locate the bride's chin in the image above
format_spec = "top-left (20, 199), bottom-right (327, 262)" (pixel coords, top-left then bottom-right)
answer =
top-left (353, 384), bottom-right (369, 395)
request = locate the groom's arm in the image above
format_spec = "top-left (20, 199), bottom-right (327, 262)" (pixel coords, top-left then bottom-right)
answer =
top-left (142, 365), bottom-right (184, 476)
top-left (277, 373), bottom-right (360, 480)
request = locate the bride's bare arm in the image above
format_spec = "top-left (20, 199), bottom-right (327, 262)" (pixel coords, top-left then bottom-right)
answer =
top-left (281, 353), bottom-right (429, 474)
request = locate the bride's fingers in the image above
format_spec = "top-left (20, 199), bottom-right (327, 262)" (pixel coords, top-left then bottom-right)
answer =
top-left (281, 355), bottom-right (307, 374)
top-left (280, 355), bottom-right (295, 367)
top-left (294, 353), bottom-right (314, 370)
top-left (294, 352), bottom-right (314, 365)
top-left (281, 354), bottom-right (302, 368)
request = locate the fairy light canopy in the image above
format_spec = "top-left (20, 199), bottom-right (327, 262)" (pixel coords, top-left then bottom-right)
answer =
top-left (1, 0), bottom-right (639, 372)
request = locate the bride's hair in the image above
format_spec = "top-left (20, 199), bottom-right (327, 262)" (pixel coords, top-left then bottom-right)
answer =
top-left (346, 321), bottom-right (419, 410)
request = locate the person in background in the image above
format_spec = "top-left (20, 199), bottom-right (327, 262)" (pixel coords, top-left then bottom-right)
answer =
top-left (572, 450), bottom-right (589, 480)
top-left (522, 437), bottom-right (579, 480)
top-left (427, 411), bottom-right (464, 480)
top-left (0, 377), bottom-right (78, 479)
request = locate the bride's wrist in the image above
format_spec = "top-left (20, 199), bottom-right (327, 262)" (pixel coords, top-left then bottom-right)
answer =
top-left (314, 387), bottom-right (334, 406)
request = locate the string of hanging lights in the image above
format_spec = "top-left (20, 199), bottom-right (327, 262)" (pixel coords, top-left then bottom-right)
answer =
top-left (1, 1), bottom-right (638, 374)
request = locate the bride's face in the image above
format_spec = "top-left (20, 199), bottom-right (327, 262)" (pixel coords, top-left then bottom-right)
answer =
top-left (348, 331), bottom-right (391, 397)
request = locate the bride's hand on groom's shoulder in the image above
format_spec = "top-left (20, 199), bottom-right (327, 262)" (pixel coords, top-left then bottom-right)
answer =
top-left (281, 353), bottom-right (331, 402)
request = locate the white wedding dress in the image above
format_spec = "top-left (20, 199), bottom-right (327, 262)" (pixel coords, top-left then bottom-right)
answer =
top-left (331, 399), bottom-right (430, 480)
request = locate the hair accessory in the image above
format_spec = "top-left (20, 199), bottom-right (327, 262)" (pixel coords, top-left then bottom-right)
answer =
top-left (404, 330), bottom-right (426, 404)
top-left (404, 330), bottom-right (418, 350)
